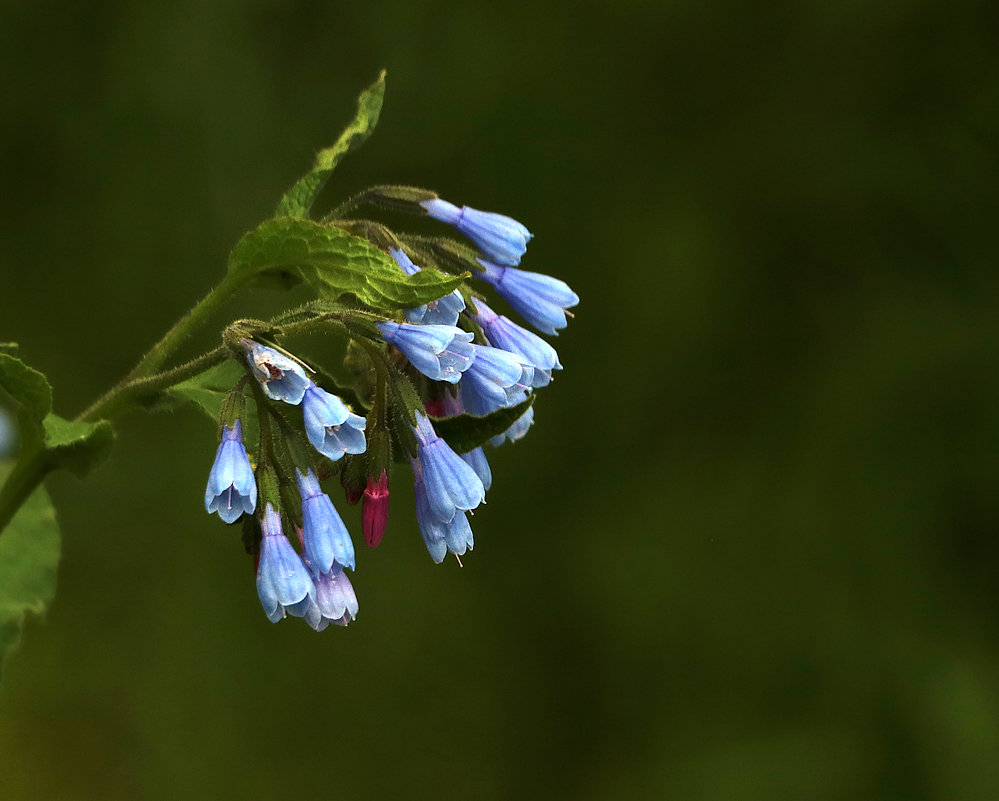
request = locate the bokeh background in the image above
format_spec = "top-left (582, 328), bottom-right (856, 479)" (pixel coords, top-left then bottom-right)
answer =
top-left (2, 1), bottom-right (999, 799)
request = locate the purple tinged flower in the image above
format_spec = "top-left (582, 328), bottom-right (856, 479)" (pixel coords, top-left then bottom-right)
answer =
top-left (412, 470), bottom-right (475, 564)
top-left (296, 468), bottom-right (355, 573)
top-left (204, 420), bottom-right (257, 524)
top-left (308, 564), bottom-right (359, 630)
top-left (459, 343), bottom-right (534, 417)
top-left (413, 412), bottom-right (485, 521)
top-left (256, 503), bottom-right (316, 624)
top-left (389, 248), bottom-right (466, 327)
top-left (242, 339), bottom-right (311, 405)
top-left (471, 298), bottom-right (562, 388)
top-left (375, 321), bottom-right (475, 384)
top-left (421, 198), bottom-right (532, 266)
top-left (301, 384), bottom-right (367, 461)
top-left (488, 405), bottom-right (535, 448)
top-left (476, 260), bottom-right (578, 336)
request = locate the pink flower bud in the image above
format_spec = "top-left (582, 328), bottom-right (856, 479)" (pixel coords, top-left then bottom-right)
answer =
top-left (362, 471), bottom-right (390, 548)
top-left (344, 486), bottom-right (363, 506)
top-left (423, 397), bottom-right (446, 417)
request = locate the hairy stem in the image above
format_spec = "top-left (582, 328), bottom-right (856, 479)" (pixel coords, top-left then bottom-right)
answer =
top-left (0, 449), bottom-right (49, 535)
top-left (125, 273), bottom-right (243, 381)
top-left (76, 347), bottom-right (228, 423)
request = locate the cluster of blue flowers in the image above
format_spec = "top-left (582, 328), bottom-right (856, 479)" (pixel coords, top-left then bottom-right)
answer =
top-left (203, 196), bottom-right (577, 630)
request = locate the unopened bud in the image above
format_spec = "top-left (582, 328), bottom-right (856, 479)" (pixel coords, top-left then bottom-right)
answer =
top-left (362, 470), bottom-right (389, 548)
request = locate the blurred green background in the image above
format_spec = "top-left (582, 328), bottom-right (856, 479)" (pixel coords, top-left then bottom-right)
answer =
top-left (2, 1), bottom-right (999, 799)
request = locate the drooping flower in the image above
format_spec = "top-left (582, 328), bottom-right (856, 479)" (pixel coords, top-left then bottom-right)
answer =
top-left (242, 339), bottom-right (312, 405)
top-left (471, 297), bottom-right (562, 388)
top-left (375, 321), bottom-right (475, 384)
top-left (412, 468), bottom-right (475, 564)
top-left (256, 503), bottom-right (316, 623)
top-left (438, 393), bottom-right (493, 492)
top-left (389, 248), bottom-right (466, 327)
top-left (475, 261), bottom-right (579, 336)
top-left (461, 446), bottom-right (493, 492)
top-left (421, 198), bottom-right (532, 266)
top-left (459, 343), bottom-right (534, 417)
top-left (362, 470), bottom-right (390, 548)
top-left (488, 405), bottom-right (536, 448)
top-left (413, 412), bottom-right (485, 521)
top-left (204, 420), bottom-right (257, 524)
top-left (308, 564), bottom-right (359, 630)
top-left (296, 468), bottom-right (355, 573)
top-left (301, 384), bottom-right (367, 461)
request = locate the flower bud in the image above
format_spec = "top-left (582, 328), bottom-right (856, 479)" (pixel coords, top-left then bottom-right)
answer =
top-left (362, 470), bottom-right (390, 548)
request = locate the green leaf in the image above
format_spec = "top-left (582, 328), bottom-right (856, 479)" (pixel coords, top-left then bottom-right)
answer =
top-left (153, 360), bottom-right (260, 446)
top-left (0, 461), bottom-right (60, 682)
top-left (41, 415), bottom-right (115, 478)
top-left (0, 353), bottom-right (114, 477)
top-left (227, 218), bottom-right (467, 310)
top-left (432, 395), bottom-right (536, 454)
top-left (156, 359), bottom-right (246, 421)
top-left (0, 353), bottom-right (53, 447)
top-left (275, 71), bottom-right (387, 218)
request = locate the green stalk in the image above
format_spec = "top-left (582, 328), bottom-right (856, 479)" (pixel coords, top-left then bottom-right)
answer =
top-left (126, 273), bottom-right (243, 381)
top-left (0, 449), bottom-right (49, 534)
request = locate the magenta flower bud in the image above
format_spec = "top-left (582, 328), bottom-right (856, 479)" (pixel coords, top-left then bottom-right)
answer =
top-left (344, 486), bottom-right (363, 506)
top-left (362, 471), bottom-right (390, 548)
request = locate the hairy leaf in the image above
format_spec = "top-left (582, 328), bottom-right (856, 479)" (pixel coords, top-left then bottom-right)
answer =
top-left (41, 416), bottom-right (115, 478)
top-left (432, 395), bottom-right (536, 454)
top-left (227, 218), bottom-right (467, 309)
top-left (0, 354), bottom-right (52, 447)
top-left (275, 71), bottom-right (386, 218)
top-left (157, 359), bottom-right (246, 421)
top-left (0, 354), bottom-right (114, 477)
top-left (0, 462), bottom-right (60, 682)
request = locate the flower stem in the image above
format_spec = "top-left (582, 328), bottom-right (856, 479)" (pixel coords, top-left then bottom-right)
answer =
top-left (126, 273), bottom-right (243, 381)
top-left (0, 449), bottom-right (49, 535)
top-left (0, 275), bottom-right (243, 536)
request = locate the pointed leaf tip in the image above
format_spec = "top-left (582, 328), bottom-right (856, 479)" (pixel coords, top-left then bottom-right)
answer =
top-left (275, 71), bottom-right (388, 218)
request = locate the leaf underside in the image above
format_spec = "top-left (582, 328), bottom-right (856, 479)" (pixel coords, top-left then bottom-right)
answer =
top-left (0, 462), bottom-right (60, 682)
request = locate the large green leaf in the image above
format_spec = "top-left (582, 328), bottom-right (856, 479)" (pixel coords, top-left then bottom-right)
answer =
top-left (227, 218), bottom-right (466, 310)
top-left (275, 71), bottom-right (386, 218)
top-left (432, 395), bottom-right (536, 454)
top-left (0, 462), bottom-right (60, 681)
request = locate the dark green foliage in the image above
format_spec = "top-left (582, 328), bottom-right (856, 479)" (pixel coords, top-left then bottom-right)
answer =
top-left (431, 395), bottom-right (535, 454)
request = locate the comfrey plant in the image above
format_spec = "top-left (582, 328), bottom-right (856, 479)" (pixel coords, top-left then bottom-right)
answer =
top-left (0, 73), bottom-right (578, 664)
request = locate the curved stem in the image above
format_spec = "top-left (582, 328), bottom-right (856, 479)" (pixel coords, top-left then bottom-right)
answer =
top-left (0, 449), bottom-right (49, 535)
top-left (125, 273), bottom-right (243, 381)
top-left (77, 347), bottom-right (227, 423)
